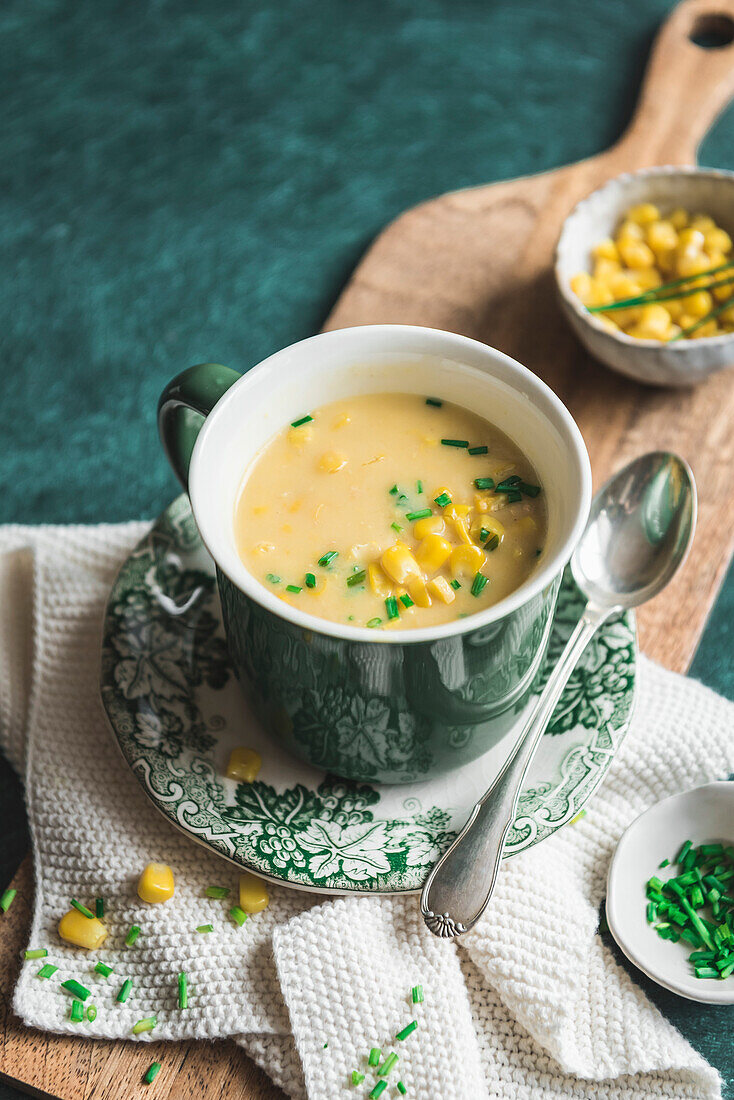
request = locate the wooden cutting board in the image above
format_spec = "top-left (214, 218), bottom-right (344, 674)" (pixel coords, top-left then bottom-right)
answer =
top-left (2, 1), bottom-right (734, 1096)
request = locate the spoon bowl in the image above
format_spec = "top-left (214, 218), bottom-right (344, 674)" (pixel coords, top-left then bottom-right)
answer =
top-left (573, 452), bottom-right (697, 610)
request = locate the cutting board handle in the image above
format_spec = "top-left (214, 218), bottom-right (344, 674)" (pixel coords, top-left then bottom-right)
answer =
top-left (615, 0), bottom-right (734, 166)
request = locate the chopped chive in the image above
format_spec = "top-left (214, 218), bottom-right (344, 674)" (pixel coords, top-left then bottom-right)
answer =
top-left (496, 475), bottom-right (521, 490)
top-left (318, 550), bottom-right (338, 567)
top-left (144, 1062), bottom-right (162, 1085)
top-left (62, 979), bottom-right (91, 1001)
top-left (399, 593), bottom-right (414, 608)
top-left (646, 903), bottom-right (657, 923)
top-left (125, 925), bottom-right (141, 947)
top-left (368, 1047), bottom-right (381, 1067)
top-left (70, 899), bottom-right (95, 919)
top-left (132, 1015), bottom-right (157, 1034)
top-left (266, 573), bottom-right (280, 584)
top-left (366, 618), bottom-right (382, 628)
top-left (396, 1020), bottom-right (418, 1040)
top-left (485, 533), bottom-right (500, 552)
top-left (116, 978), bottom-right (133, 1003)
top-left (473, 477), bottom-right (495, 490)
top-left (391, 522), bottom-right (403, 534)
top-left (347, 570), bottom-right (366, 587)
top-left (719, 959), bottom-right (734, 979)
top-left (94, 961), bottom-right (114, 977)
top-left (369, 1083), bottom-right (387, 1099)
top-left (95, 897), bottom-right (104, 919)
top-left (0, 888), bottom-right (17, 913)
top-left (397, 1083), bottom-right (407, 1095)
top-left (406, 509), bottom-right (432, 521)
top-left (694, 966), bottom-right (719, 979)
top-left (24, 948), bottom-right (48, 959)
top-left (505, 490), bottom-right (523, 503)
top-left (471, 572), bottom-right (489, 597)
top-left (351, 1070), bottom-right (365, 1085)
top-left (647, 876), bottom-right (664, 892)
top-left (290, 415), bottom-right (313, 428)
top-left (441, 438), bottom-right (468, 448)
top-left (206, 886), bottom-right (230, 899)
top-left (659, 859), bottom-right (670, 869)
top-left (468, 445), bottom-right (488, 455)
top-left (196, 924), bottom-right (214, 934)
top-left (397, 493), bottom-right (408, 504)
top-left (70, 999), bottom-right (84, 1023)
top-left (416, 480), bottom-right (423, 494)
top-left (385, 597), bottom-right (400, 621)
top-left (377, 1052), bottom-right (399, 1077)
top-left (479, 527), bottom-right (490, 541)
top-left (389, 484), bottom-right (399, 495)
top-left (86, 1005), bottom-right (97, 1022)
top-left (450, 579), bottom-right (461, 590)
top-left (229, 905), bottom-right (248, 926)
top-left (178, 971), bottom-right (188, 1008)
top-left (519, 482), bottom-right (541, 497)
top-left (411, 985), bottom-right (424, 1003)
top-left (425, 397), bottom-right (442, 407)
top-left (433, 492), bottom-right (451, 507)
top-left (286, 584), bottom-right (302, 594)
top-left (36, 963), bottom-right (58, 980)
top-left (701, 844), bottom-right (725, 857)
top-left (305, 572), bottom-right (316, 588)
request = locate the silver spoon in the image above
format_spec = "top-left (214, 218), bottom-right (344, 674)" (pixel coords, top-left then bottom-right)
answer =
top-left (420, 451), bottom-right (696, 939)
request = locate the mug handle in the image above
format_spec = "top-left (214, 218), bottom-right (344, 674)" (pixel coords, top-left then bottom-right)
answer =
top-left (158, 363), bottom-right (241, 488)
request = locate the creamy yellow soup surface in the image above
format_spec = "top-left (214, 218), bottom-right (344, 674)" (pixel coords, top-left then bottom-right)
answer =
top-left (235, 393), bottom-right (547, 630)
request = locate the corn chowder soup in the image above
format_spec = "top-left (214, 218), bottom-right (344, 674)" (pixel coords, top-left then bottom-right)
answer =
top-left (235, 393), bottom-right (546, 630)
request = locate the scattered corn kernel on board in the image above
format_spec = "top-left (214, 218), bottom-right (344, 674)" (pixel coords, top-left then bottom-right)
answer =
top-left (2, 1), bottom-right (734, 1097)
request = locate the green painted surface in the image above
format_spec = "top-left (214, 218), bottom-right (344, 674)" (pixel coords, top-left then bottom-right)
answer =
top-left (1, 0), bottom-right (732, 1095)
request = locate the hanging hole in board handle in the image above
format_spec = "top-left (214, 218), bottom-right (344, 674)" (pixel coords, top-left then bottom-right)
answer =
top-left (689, 12), bottom-right (734, 48)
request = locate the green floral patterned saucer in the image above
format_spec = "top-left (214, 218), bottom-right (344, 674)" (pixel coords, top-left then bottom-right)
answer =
top-left (100, 496), bottom-right (637, 895)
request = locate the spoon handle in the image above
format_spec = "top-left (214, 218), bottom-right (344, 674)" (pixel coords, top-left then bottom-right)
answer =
top-left (420, 603), bottom-right (614, 939)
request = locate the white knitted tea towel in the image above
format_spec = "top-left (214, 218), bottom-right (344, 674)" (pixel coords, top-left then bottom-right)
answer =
top-left (0, 521), bottom-right (731, 1100)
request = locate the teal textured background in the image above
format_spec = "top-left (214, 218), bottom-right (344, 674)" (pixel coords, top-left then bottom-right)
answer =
top-left (1, 0), bottom-right (733, 1095)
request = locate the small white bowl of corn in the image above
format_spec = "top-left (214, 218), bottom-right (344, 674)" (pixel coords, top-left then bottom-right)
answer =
top-left (555, 166), bottom-right (734, 386)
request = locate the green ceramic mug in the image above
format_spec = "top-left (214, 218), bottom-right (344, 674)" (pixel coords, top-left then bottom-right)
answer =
top-left (158, 325), bottom-right (591, 784)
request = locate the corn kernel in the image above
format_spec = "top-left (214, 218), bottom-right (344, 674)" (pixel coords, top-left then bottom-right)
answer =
top-left (515, 515), bottom-right (537, 537)
top-left (690, 214), bottom-right (715, 233)
top-left (646, 220), bottom-right (678, 253)
top-left (609, 272), bottom-right (642, 299)
top-left (597, 316), bottom-right (620, 333)
top-left (415, 534), bottom-right (452, 573)
top-left (451, 515), bottom-right (474, 546)
top-left (226, 746), bottom-right (262, 783)
top-left (685, 290), bottom-right (713, 319)
top-left (627, 203), bottom-right (660, 225)
top-left (287, 425), bottom-right (312, 447)
top-left (407, 576), bottom-right (432, 607)
top-left (318, 451), bottom-right (347, 474)
top-left (239, 872), bottom-right (269, 914)
top-left (618, 238), bottom-right (655, 269)
top-left (450, 544), bottom-right (486, 578)
top-left (690, 319), bottom-right (719, 338)
top-left (137, 862), bottom-right (175, 904)
top-left (704, 227), bottom-right (732, 254)
top-left (368, 563), bottom-right (391, 597)
top-left (570, 272), bottom-right (594, 304)
top-left (677, 227), bottom-right (705, 252)
top-left (381, 543), bottom-right (422, 586)
top-left (627, 303), bottom-right (671, 341)
top-left (594, 257), bottom-right (622, 282)
top-left (670, 208), bottom-right (688, 230)
top-left (592, 237), bottom-right (619, 262)
top-left (634, 268), bottom-right (662, 291)
top-left (427, 576), bottom-right (456, 605)
top-left (58, 910), bottom-right (107, 950)
top-left (587, 280), bottom-right (615, 308)
top-left (412, 515), bottom-right (445, 539)
top-left (443, 503), bottom-right (471, 522)
top-left (617, 219), bottom-right (645, 240)
top-left (470, 515), bottom-right (505, 544)
top-left (676, 252), bottom-right (711, 278)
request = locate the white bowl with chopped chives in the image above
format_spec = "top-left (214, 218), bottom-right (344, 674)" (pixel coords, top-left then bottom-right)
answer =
top-left (606, 781), bottom-right (734, 1004)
